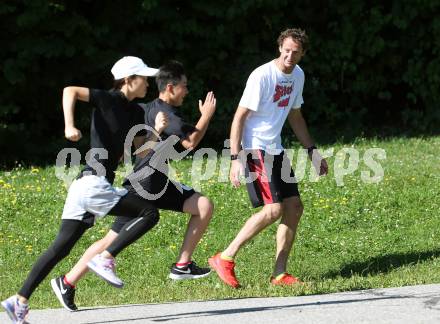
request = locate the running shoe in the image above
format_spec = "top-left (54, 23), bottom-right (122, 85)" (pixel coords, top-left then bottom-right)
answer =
top-left (1, 295), bottom-right (29, 324)
top-left (169, 261), bottom-right (211, 280)
top-left (50, 276), bottom-right (78, 311)
top-left (208, 253), bottom-right (240, 288)
top-left (87, 254), bottom-right (124, 288)
top-left (270, 273), bottom-right (302, 286)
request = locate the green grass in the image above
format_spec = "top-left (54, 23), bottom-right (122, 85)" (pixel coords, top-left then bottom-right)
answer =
top-left (1, 136), bottom-right (440, 309)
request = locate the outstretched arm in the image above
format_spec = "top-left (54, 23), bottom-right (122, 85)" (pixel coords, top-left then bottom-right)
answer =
top-left (62, 86), bottom-right (90, 142)
top-left (180, 91), bottom-right (216, 150)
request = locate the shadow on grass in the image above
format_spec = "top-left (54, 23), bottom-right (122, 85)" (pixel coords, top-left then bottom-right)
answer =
top-left (323, 249), bottom-right (440, 279)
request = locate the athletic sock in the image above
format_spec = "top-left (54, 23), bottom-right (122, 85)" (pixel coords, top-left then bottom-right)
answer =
top-left (176, 261), bottom-right (191, 268)
top-left (17, 297), bottom-right (29, 306)
top-left (220, 252), bottom-right (234, 261)
top-left (275, 273), bottom-right (286, 281)
top-left (63, 275), bottom-right (75, 288)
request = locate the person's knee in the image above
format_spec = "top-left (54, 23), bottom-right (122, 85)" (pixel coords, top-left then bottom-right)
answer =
top-left (291, 199), bottom-right (304, 217)
top-left (263, 203), bottom-right (283, 223)
top-left (142, 208), bottom-right (160, 227)
top-left (283, 198), bottom-right (304, 222)
top-left (48, 239), bottom-right (73, 260)
top-left (184, 194), bottom-right (214, 220)
top-left (199, 196), bottom-right (214, 220)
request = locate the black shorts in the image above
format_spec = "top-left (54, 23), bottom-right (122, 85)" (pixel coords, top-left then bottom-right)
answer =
top-left (111, 171), bottom-right (196, 233)
top-left (245, 149), bottom-right (299, 208)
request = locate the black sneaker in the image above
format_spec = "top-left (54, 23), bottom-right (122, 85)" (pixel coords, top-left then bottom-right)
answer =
top-left (169, 261), bottom-right (211, 280)
top-left (50, 276), bottom-right (78, 311)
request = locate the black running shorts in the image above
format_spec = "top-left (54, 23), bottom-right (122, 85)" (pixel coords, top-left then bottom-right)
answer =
top-left (111, 171), bottom-right (196, 233)
top-left (244, 149), bottom-right (299, 208)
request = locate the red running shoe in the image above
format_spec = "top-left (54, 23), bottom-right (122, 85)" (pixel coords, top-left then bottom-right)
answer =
top-left (208, 253), bottom-right (240, 288)
top-left (270, 273), bottom-right (302, 286)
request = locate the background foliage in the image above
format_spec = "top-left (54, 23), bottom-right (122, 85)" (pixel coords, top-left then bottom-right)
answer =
top-left (1, 0), bottom-right (439, 166)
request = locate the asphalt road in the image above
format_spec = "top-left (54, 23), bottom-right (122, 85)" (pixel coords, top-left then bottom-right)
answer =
top-left (2, 284), bottom-right (440, 323)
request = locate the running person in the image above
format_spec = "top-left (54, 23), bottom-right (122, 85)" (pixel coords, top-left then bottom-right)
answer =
top-left (50, 60), bottom-right (216, 311)
top-left (209, 28), bottom-right (328, 287)
top-left (1, 56), bottom-right (164, 323)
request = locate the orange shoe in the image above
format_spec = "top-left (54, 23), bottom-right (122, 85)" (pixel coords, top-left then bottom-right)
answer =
top-left (208, 253), bottom-right (240, 288)
top-left (270, 273), bottom-right (302, 286)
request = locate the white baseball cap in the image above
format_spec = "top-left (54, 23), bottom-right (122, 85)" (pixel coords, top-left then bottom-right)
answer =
top-left (111, 56), bottom-right (158, 79)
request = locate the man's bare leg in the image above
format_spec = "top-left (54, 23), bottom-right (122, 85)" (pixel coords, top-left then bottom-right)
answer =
top-left (222, 203), bottom-right (282, 258)
top-left (273, 196), bottom-right (303, 276)
top-left (177, 193), bottom-right (214, 263)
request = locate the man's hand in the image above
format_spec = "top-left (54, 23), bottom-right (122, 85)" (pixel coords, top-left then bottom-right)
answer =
top-left (229, 159), bottom-right (244, 188)
top-left (155, 111), bottom-right (169, 134)
top-left (199, 91), bottom-right (216, 118)
top-left (317, 158), bottom-right (329, 176)
top-left (309, 150), bottom-right (329, 176)
top-left (65, 126), bottom-right (82, 141)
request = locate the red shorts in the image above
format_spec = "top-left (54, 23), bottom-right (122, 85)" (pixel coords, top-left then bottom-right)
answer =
top-left (244, 150), bottom-right (300, 208)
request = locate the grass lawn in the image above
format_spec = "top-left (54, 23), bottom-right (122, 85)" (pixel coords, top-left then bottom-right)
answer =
top-left (0, 136), bottom-right (439, 309)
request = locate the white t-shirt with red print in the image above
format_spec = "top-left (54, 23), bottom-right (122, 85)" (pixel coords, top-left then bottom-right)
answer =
top-left (239, 60), bottom-right (304, 154)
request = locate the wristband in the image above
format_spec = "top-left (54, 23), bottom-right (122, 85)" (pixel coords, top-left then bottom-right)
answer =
top-left (307, 145), bottom-right (317, 154)
top-left (230, 154), bottom-right (239, 161)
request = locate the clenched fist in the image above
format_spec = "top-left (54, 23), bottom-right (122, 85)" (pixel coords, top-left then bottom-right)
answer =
top-left (65, 126), bottom-right (82, 142)
top-left (155, 111), bottom-right (169, 134)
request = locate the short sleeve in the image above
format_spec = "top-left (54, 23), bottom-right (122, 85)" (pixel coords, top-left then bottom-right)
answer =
top-left (88, 88), bottom-right (105, 109)
top-left (147, 105), bottom-right (195, 141)
top-left (164, 112), bottom-right (196, 140)
top-left (238, 69), bottom-right (267, 112)
top-left (131, 103), bottom-right (147, 136)
top-left (291, 71), bottom-right (305, 109)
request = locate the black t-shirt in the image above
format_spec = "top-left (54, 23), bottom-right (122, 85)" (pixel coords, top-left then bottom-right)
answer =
top-left (80, 89), bottom-right (145, 184)
top-left (123, 98), bottom-right (196, 190)
top-left (144, 98), bottom-right (195, 142)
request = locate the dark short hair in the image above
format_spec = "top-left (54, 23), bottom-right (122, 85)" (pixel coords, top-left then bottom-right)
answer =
top-left (277, 28), bottom-right (309, 52)
top-left (112, 75), bottom-right (137, 90)
top-left (156, 60), bottom-right (186, 92)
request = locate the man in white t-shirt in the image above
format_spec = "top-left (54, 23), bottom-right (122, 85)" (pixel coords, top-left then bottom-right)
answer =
top-left (209, 28), bottom-right (328, 287)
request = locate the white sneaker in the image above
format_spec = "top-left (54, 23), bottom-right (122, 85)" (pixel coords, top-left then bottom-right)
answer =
top-left (1, 295), bottom-right (29, 324)
top-left (87, 254), bottom-right (124, 288)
